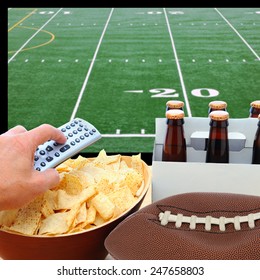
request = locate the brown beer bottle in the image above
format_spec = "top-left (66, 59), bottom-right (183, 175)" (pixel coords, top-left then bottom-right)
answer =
top-left (166, 100), bottom-right (184, 111)
top-left (162, 109), bottom-right (187, 162)
top-left (252, 114), bottom-right (260, 164)
top-left (208, 100), bottom-right (227, 114)
top-left (249, 100), bottom-right (260, 118)
top-left (206, 111), bottom-right (229, 163)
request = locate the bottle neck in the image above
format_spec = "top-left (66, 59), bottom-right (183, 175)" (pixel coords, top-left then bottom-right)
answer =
top-left (209, 119), bottom-right (229, 128)
top-left (167, 119), bottom-right (184, 126)
top-left (249, 108), bottom-right (260, 118)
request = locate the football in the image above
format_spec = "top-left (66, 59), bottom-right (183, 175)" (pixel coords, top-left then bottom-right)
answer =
top-left (105, 192), bottom-right (260, 259)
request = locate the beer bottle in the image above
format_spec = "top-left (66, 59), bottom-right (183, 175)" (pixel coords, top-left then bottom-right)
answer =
top-left (249, 100), bottom-right (260, 118)
top-left (166, 100), bottom-right (184, 111)
top-left (162, 109), bottom-right (187, 162)
top-left (252, 114), bottom-right (260, 164)
top-left (208, 100), bottom-right (227, 114)
top-left (206, 111), bottom-right (229, 163)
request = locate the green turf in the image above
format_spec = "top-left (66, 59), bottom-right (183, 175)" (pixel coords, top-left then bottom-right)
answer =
top-left (8, 8), bottom-right (260, 153)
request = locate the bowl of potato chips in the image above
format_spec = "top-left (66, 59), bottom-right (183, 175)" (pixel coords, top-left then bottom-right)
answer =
top-left (0, 150), bottom-right (151, 259)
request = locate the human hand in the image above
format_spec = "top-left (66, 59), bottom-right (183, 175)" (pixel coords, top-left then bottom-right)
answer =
top-left (0, 124), bottom-right (67, 210)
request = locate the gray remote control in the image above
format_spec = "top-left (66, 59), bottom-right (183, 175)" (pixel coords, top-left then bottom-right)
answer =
top-left (34, 118), bottom-right (101, 171)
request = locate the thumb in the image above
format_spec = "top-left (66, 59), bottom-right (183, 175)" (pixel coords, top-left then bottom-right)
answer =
top-left (34, 169), bottom-right (61, 193)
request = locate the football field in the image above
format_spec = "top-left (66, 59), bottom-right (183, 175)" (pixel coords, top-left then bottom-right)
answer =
top-left (8, 8), bottom-right (260, 155)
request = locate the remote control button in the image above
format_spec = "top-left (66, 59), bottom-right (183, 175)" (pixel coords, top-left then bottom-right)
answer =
top-left (34, 156), bottom-right (39, 161)
top-left (84, 127), bottom-right (89, 131)
top-left (54, 152), bottom-right (60, 157)
top-left (61, 128), bottom-right (66, 132)
top-left (70, 141), bottom-right (75, 146)
top-left (68, 133), bottom-right (73, 137)
top-left (66, 125), bottom-right (71, 129)
top-left (73, 130), bottom-right (78, 134)
top-left (80, 135), bottom-right (85, 140)
top-left (79, 123), bottom-right (84, 127)
top-left (84, 133), bottom-right (89, 137)
top-left (60, 144), bottom-right (70, 152)
top-left (39, 150), bottom-right (46, 155)
top-left (36, 167), bottom-right (41, 171)
top-left (77, 127), bottom-right (82, 132)
top-left (75, 138), bottom-right (80, 143)
top-left (46, 156), bottom-right (53, 162)
top-left (89, 131), bottom-right (93, 135)
top-left (70, 123), bottom-right (75, 127)
top-left (46, 145), bottom-right (53, 152)
top-left (74, 120), bottom-right (78, 124)
top-left (40, 162), bottom-right (46, 167)
top-left (92, 128), bottom-right (96, 133)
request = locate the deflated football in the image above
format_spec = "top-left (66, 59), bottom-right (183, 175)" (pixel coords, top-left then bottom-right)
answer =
top-left (105, 192), bottom-right (260, 259)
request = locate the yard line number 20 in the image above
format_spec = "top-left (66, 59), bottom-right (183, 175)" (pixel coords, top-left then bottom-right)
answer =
top-left (150, 88), bottom-right (219, 98)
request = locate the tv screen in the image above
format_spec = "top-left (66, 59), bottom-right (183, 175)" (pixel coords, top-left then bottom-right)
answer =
top-left (7, 7), bottom-right (260, 165)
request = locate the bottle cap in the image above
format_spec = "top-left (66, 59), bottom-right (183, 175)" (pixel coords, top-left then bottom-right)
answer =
top-left (209, 110), bottom-right (229, 121)
top-left (166, 100), bottom-right (184, 109)
top-left (166, 109), bottom-right (185, 120)
top-left (250, 100), bottom-right (260, 109)
top-left (208, 100), bottom-right (227, 110)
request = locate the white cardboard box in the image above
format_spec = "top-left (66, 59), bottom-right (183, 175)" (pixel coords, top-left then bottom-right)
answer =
top-left (152, 117), bottom-right (260, 202)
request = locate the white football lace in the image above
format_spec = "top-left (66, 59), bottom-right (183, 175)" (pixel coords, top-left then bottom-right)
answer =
top-left (159, 211), bottom-right (260, 231)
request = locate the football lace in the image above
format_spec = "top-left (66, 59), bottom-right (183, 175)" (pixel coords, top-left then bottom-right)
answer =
top-left (159, 211), bottom-right (260, 231)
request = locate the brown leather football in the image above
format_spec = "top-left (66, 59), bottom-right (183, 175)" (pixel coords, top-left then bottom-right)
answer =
top-left (105, 192), bottom-right (260, 259)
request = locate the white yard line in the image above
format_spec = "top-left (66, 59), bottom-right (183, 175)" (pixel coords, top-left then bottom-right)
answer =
top-left (163, 8), bottom-right (192, 117)
top-left (70, 8), bottom-right (114, 121)
top-left (8, 8), bottom-right (63, 64)
top-left (102, 134), bottom-right (155, 138)
top-left (214, 8), bottom-right (260, 61)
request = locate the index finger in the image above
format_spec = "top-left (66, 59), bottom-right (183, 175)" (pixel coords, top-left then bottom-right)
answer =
top-left (27, 124), bottom-right (67, 148)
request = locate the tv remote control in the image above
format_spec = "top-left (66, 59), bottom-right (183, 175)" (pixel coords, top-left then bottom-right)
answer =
top-left (34, 118), bottom-right (102, 171)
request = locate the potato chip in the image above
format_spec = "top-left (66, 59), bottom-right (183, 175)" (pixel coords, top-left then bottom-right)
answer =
top-left (93, 149), bottom-right (121, 166)
top-left (95, 178), bottom-right (119, 195)
top-left (131, 153), bottom-right (143, 174)
top-left (41, 198), bottom-right (54, 218)
top-left (84, 204), bottom-right (97, 225)
top-left (108, 186), bottom-right (136, 215)
top-left (55, 159), bottom-right (74, 173)
top-left (55, 186), bottom-right (96, 210)
top-left (74, 202), bottom-right (87, 226)
top-left (80, 165), bottom-right (109, 183)
top-left (120, 169), bottom-right (143, 196)
top-left (39, 204), bottom-right (80, 235)
top-left (39, 212), bottom-right (69, 235)
top-left (69, 155), bottom-right (89, 169)
top-left (93, 213), bottom-right (106, 226)
top-left (9, 196), bottom-right (43, 235)
top-left (91, 193), bottom-right (115, 220)
top-left (0, 209), bottom-right (18, 227)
